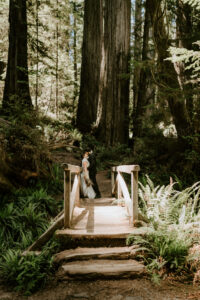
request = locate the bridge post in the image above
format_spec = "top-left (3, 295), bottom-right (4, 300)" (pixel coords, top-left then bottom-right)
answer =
top-left (64, 169), bottom-right (71, 228)
top-left (131, 170), bottom-right (138, 224)
top-left (117, 171), bottom-right (122, 200)
top-left (111, 170), bottom-right (115, 196)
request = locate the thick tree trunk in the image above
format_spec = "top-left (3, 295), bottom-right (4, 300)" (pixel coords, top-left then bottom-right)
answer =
top-left (176, 0), bottom-right (193, 122)
top-left (73, 2), bottom-right (78, 122)
top-left (35, 0), bottom-right (39, 109)
top-left (149, 0), bottom-right (192, 142)
top-left (3, 0), bottom-right (32, 113)
top-left (55, 0), bottom-right (59, 117)
top-left (132, 0), bottom-right (142, 120)
top-left (96, 0), bottom-right (131, 145)
top-left (76, 0), bottom-right (103, 133)
top-left (132, 0), bottom-right (151, 145)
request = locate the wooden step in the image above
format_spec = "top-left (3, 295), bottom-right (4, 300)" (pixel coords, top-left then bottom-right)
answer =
top-left (53, 246), bottom-right (139, 265)
top-left (55, 227), bottom-right (151, 247)
top-left (57, 259), bottom-right (145, 279)
top-left (80, 197), bottom-right (116, 206)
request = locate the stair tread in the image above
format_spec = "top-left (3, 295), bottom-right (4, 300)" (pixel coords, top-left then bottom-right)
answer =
top-left (54, 246), bottom-right (139, 264)
top-left (57, 259), bottom-right (145, 278)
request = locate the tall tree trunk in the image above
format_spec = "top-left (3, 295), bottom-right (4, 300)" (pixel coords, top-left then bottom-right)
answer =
top-left (76, 0), bottom-right (103, 133)
top-left (73, 2), bottom-right (78, 123)
top-left (3, 0), bottom-right (32, 113)
top-left (35, 0), bottom-right (39, 110)
top-left (132, 0), bottom-right (142, 120)
top-left (176, 0), bottom-right (193, 120)
top-left (149, 0), bottom-right (192, 143)
top-left (132, 0), bottom-right (151, 146)
top-left (96, 0), bottom-right (131, 145)
top-left (55, 0), bottom-right (59, 117)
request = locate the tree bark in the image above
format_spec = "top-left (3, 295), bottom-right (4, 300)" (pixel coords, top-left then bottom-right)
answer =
top-left (3, 0), bottom-right (32, 113)
top-left (149, 0), bottom-right (192, 142)
top-left (132, 0), bottom-right (142, 121)
top-left (176, 0), bottom-right (193, 121)
top-left (73, 2), bottom-right (78, 123)
top-left (55, 0), bottom-right (59, 117)
top-left (132, 0), bottom-right (151, 145)
top-left (76, 0), bottom-right (103, 133)
top-left (96, 0), bottom-right (131, 145)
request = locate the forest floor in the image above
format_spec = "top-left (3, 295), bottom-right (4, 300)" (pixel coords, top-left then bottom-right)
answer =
top-left (0, 149), bottom-right (200, 300)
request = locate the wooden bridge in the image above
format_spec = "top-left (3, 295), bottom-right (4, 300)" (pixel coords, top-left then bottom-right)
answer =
top-left (27, 164), bottom-right (147, 279)
top-left (55, 164), bottom-right (141, 242)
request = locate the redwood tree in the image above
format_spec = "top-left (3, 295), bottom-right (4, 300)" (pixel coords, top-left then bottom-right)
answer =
top-left (149, 0), bottom-right (192, 143)
top-left (77, 0), bottom-right (131, 146)
top-left (96, 0), bottom-right (131, 145)
top-left (3, 0), bottom-right (32, 113)
top-left (76, 0), bottom-right (103, 133)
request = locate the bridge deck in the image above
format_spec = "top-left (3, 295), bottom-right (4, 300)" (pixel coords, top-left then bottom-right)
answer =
top-left (56, 198), bottom-right (149, 239)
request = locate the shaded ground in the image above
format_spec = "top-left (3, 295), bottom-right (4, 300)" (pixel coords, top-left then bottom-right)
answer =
top-left (1, 278), bottom-right (200, 300)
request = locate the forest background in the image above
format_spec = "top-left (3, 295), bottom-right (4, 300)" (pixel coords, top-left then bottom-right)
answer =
top-left (0, 0), bottom-right (200, 296)
top-left (0, 0), bottom-right (200, 187)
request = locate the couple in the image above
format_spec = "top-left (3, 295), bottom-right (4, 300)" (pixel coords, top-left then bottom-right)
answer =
top-left (81, 149), bottom-right (101, 199)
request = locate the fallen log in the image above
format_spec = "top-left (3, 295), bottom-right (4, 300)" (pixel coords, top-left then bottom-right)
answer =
top-left (25, 210), bottom-right (64, 252)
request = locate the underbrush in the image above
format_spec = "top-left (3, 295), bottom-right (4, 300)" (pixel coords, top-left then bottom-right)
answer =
top-left (0, 165), bottom-right (63, 295)
top-left (127, 176), bottom-right (200, 283)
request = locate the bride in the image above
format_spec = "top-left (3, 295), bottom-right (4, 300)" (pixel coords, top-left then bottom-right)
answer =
top-left (81, 150), bottom-right (96, 199)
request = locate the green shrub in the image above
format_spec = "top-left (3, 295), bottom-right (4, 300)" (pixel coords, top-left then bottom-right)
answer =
top-left (127, 229), bottom-right (191, 279)
top-left (0, 249), bottom-right (53, 295)
top-left (138, 176), bottom-right (200, 227)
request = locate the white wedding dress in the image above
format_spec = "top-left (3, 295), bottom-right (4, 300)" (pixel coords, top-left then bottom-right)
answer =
top-left (81, 158), bottom-right (96, 199)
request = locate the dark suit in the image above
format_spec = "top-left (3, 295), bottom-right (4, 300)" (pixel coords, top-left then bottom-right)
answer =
top-left (88, 152), bottom-right (101, 198)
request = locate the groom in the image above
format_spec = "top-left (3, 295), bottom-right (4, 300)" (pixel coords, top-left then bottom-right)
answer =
top-left (88, 148), bottom-right (101, 198)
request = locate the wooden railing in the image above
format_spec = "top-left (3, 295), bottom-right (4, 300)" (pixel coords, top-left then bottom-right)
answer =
top-left (111, 165), bottom-right (140, 226)
top-left (63, 164), bottom-right (81, 228)
top-left (63, 163), bottom-right (140, 229)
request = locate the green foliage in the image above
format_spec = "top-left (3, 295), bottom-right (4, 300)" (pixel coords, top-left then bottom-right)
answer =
top-left (81, 134), bottom-right (132, 169)
top-left (138, 176), bottom-right (200, 228)
top-left (127, 229), bottom-right (191, 279)
top-left (0, 182), bottom-right (63, 295)
top-left (128, 177), bottom-right (200, 281)
top-left (0, 249), bottom-right (53, 295)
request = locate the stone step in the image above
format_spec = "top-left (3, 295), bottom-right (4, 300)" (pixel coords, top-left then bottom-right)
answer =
top-left (57, 259), bottom-right (145, 279)
top-left (53, 246), bottom-right (139, 265)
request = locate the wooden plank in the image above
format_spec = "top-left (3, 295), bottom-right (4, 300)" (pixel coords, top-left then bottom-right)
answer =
top-left (56, 231), bottom-right (132, 239)
top-left (75, 173), bottom-right (81, 207)
top-left (117, 173), bottom-right (122, 199)
top-left (53, 247), bottom-right (138, 265)
top-left (25, 213), bottom-right (64, 252)
top-left (118, 173), bottom-right (132, 219)
top-left (70, 174), bottom-right (79, 221)
top-left (57, 259), bottom-right (145, 279)
top-left (64, 170), bottom-right (71, 228)
top-left (118, 173), bottom-right (131, 202)
top-left (131, 171), bottom-right (138, 224)
top-left (112, 165), bottom-right (140, 174)
top-left (64, 164), bottom-right (81, 173)
top-left (111, 170), bottom-right (115, 196)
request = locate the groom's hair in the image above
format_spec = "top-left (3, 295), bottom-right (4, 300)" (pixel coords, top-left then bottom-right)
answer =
top-left (88, 144), bottom-right (95, 151)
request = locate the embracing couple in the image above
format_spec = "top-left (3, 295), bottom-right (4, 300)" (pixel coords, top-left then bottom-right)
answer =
top-left (80, 148), bottom-right (101, 199)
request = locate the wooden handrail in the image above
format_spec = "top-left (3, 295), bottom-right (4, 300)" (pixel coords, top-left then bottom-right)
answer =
top-left (64, 164), bottom-right (81, 228)
top-left (111, 164), bottom-right (140, 226)
top-left (64, 163), bottom-right (82, 173)
top-left (112, 164), bottom-right (140, 174)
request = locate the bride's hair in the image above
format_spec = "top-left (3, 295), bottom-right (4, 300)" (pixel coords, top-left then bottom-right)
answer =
top-left (82, 149), bottom-right (90, 157)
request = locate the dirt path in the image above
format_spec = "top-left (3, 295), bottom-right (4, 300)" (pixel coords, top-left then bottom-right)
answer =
top-left (1, 278), bottom-right (200, 300)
